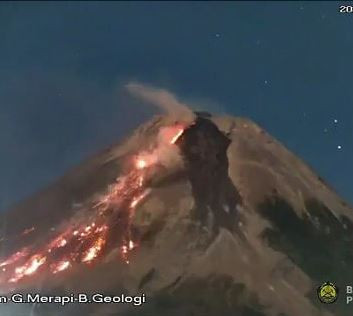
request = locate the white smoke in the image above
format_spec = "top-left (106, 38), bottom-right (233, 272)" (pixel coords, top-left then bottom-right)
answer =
top-left (125, 82), bottom-right (195, 124)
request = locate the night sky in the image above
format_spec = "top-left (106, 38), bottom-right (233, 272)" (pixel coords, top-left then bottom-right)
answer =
top-left (1, 2), bottom-right (352, 211)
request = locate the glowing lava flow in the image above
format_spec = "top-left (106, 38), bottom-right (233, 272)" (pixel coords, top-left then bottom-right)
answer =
top-left (48, 235), bottom-right (68, 253)
top-left (121, 239), bottom-right (136, 265)
top-left (51, 260), bottom-right (71, 274)
top-left (82, 237), bottom-right (106, 263)
top-left (0, 123), bottom-right (186, 289)
top-left (9, 254), bottom-right (47, 283)
top-left (134, 154), bottom-right (157, 170)
top-left (0, 249), bottom-right (29, 268)
top-left (136, 158), bottom-right (147, 170)
top-left (130, 189), bottom-right (150, 209)
top-left (170, 127), bottom-right (184, 144)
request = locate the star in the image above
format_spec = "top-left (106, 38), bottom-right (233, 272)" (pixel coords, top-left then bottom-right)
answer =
top-left (334, 119), bottom-right (338, 124)
top-left (337, 145), bottom-right (342, 150)
top-left (264, 80), bottom-right (268, 85)
top-left (215, 33), bottom-right (220, 38)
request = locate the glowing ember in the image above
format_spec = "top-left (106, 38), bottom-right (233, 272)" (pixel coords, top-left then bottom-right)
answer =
top-left (130, 198), bottom-right (139, 209)
top-left (48, 236), bottom-right (67, 253)
top-left (130, 190), bottom-right (150, 209)
top-left (8, 276), bottom-right (20, 284)
top-left (136, 158), bottom-right (147, 169)
top-left (170, 128), bottom-right (184, 144)
top-left (128, 240), bottom-right (135, 250)
top-left (120, 240), bottom-right (136, 265)
top-left (52, 260), bottom-right (70, 274)
top-left (0, 249), bottom-right (28, 268)
top-left (95, 225), bottom-right (108, 233)
top-left (23, 255), bottom-right (46, 276)
top-left (9, 254), bottom-right (47, 283)
top-left (78, 225), bottom-right (97, 238)
top-left (21, 227), bottom-right (35, 236)
top-left (82, 237), bottom-right (105, 263)
top-left (138, 175), bottom-right (144, 187)
top-left (59, 239), bottom-right (67, 247)
top-left (135, 154), bottom-right (157, 170)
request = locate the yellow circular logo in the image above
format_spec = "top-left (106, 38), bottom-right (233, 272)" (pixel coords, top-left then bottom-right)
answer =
top-left (317, 282), bottom-right (339, 304)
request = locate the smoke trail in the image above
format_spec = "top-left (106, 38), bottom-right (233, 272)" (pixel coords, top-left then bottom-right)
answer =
top-left (125, 82), bottom-right (195, 124)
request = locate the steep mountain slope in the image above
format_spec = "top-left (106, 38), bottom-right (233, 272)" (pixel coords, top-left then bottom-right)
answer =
top-left (0, 113), bottom-right (352, 316)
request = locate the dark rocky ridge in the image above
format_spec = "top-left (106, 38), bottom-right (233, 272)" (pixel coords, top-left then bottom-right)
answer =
top-left (177, 116), bottom-right (242, 232)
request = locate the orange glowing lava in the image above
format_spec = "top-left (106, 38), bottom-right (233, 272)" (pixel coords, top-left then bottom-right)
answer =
top-left (159, 124), bottom-right (185, 145)
top-left (9, 254), bottom-right (46, 283)
top-left (82, 237), bottom-right (105, 263)
top-left (0, 249), bottom-right (28, 268)
top-left (0, 122), bottom-right (191, 289)
top-left (135, 153), bottom-right (157, 170)
top-left (128, 240), bottom-right (135, 250)
top-left (52, 260), bottom-right (71, 274)
top-left (170, 128), bottom-right (184, 144)
top-left (136, 158), bottom-right (147, 169)
top-left (130, 190), bottom-right (150, 208)
top-left (48, 236), bottom-right (67, 253)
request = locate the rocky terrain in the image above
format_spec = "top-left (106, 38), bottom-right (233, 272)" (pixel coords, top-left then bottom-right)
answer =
top-left (0, 112), bottom-right (352, 316)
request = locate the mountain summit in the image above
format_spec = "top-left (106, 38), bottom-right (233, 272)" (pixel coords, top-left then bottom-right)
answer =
top-left (1, 113), bottom-right (352, 316)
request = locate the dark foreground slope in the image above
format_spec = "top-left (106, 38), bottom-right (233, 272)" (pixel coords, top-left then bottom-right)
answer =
top-left (1, 113), bottom-right (352, 316)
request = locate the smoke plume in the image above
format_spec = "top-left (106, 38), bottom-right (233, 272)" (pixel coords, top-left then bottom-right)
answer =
top-left (125, 82), bottom-right (195, 124)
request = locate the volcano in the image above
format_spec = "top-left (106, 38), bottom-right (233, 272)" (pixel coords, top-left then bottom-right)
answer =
top-left (0, 113), bottom-right (352, 316)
